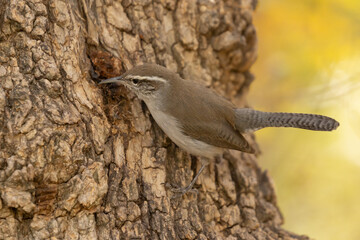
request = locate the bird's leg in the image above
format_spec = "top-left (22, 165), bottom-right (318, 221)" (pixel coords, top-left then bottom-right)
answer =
top-left (171, 161), bottom-right (207, 196)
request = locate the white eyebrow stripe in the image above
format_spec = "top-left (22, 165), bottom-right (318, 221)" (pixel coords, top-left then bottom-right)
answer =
top-left (128, 75), bottom-right (167, 83)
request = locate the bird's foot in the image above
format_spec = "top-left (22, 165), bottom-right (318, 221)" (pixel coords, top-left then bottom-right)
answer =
top-left (166, 163), bottom-right (206, 198)
top-left (168, 183), bottom-right (198, 198)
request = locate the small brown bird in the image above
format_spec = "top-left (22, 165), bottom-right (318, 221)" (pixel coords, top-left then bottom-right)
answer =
top-left (100, 64), bottom-right (339, 194)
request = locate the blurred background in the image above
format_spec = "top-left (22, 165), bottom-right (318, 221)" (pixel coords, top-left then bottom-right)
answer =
top-left (250, 0), bottom-right (360, 239)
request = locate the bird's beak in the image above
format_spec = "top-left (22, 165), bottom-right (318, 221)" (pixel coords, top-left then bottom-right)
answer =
top-left (99, 76), bottom-right (124, 85)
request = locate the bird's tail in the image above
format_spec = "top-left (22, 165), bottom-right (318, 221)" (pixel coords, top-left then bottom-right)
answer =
top-left (234, 108), bottom-right (339, 132)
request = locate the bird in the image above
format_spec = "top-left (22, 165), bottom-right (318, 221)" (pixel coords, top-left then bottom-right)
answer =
top-left (99, 63), bottom-right (339, 195)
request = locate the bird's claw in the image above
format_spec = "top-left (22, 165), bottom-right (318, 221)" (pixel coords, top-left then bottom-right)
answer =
top-left (166, 183), bottom-right (198, 198)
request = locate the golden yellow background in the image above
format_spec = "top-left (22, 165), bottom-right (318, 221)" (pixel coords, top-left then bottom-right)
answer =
top-left (250, 0), bottom-right (360, 239)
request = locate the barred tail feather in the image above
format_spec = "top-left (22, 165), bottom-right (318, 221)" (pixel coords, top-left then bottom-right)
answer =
top-left (235, 108), bottom-right (339, 132)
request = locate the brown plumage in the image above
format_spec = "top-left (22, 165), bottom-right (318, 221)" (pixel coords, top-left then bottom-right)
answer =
top-left (162, 71), bottom-right (255, 153)
top-left (100, 63), bottom-right (339, 157)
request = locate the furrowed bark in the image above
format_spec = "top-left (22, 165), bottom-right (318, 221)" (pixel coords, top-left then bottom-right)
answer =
top-left (0, 0), bottom-right (309, 239)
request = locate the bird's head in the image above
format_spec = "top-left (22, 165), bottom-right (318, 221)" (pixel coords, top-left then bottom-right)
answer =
top-left (99, 64), bottom-right (172, 101)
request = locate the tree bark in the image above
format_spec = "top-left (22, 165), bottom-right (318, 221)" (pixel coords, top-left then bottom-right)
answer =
top-left (0, 0), bottom-right (309, 239)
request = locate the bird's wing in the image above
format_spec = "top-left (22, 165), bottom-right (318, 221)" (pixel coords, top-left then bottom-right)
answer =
top-left (181, 121), bottom-right (255, 154)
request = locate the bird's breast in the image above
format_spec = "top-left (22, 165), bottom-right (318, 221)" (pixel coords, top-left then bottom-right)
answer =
top-left (146, 104), bottom-right (222, 158)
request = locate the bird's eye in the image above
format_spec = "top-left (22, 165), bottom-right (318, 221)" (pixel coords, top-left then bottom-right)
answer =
top-left (132, 79), bottom-right (139, 85)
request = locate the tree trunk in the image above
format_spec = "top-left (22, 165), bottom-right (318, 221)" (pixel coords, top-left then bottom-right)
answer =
top-left (0, 0), bottom-right (309, 239)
